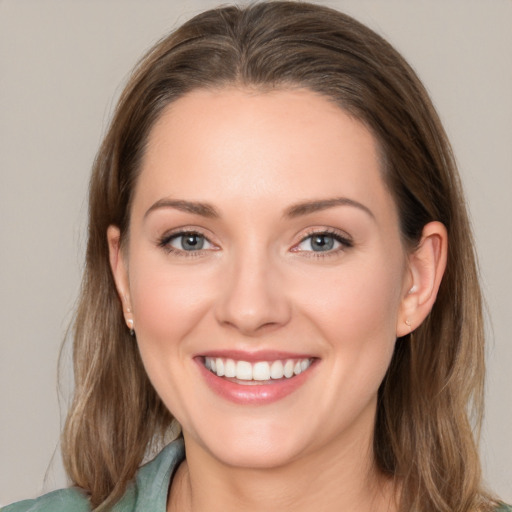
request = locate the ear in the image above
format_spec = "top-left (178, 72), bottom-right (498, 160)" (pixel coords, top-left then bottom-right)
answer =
top-left (396, 221), bottom-right (448, 337)
top-left (107, 225), bottom-right (134, 331)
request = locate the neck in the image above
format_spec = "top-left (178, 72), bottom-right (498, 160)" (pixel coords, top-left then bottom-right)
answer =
top-left (168, 421), bottom-right (397, 512)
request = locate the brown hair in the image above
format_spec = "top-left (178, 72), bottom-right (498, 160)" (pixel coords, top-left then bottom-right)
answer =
top-left (62, 2), bottom-right (495, 510)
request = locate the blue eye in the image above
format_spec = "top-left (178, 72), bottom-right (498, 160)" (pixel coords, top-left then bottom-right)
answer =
top-left (296, 232), bottom-right (352, 253)
top-left (162, 232), bottom-right (214, 252)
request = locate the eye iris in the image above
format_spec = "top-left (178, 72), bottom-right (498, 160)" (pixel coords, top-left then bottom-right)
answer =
top-left (311, 234), bottom-right (334, 251)
top-left (182, 234), bottom-right (204, 251)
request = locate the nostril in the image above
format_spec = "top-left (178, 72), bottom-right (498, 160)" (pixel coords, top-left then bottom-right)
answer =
top-left (220, 317), bottom-right (284, 336)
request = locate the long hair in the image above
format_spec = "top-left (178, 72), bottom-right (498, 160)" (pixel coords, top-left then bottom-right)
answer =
top-left (62, 2), bottom-right (494, 510)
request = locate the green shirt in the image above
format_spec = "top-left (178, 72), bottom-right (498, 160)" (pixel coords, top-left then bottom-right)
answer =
top-left (3, 439), bottom-right (511, 511)
top-left (2, 439), bottom-right (185, 512)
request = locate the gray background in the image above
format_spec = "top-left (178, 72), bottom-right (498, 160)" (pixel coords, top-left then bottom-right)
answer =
top-left (1, 0), bottom-right (511, 506)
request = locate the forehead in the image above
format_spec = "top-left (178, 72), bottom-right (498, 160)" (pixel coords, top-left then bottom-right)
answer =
top-left (134, 87), bottom-right (396, 222)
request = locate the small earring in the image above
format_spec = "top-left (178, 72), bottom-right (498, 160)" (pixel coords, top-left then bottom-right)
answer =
top-left (127, 318), bottom-right (135, 337)
top-left (405, 319), bottom-right (412, 327)
top-left (408, 285), bottom-right (418, 295)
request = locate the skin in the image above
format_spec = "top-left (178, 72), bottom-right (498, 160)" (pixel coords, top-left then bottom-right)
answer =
top-left (108, 88), bottom-right (447, 512)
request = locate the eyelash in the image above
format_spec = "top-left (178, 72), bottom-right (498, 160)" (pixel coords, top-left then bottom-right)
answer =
top-left (158, 229), bottom-right (216, 257)
top-left (293, 229), bottom-right (353, 258)
top-left (157, 228), bottom-right (353, 258)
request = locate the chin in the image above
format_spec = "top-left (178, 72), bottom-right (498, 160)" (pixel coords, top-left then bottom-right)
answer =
top-left (185, 416), bottom-right (314, 470)
top-left (210, 440), bottom-right (303, 470)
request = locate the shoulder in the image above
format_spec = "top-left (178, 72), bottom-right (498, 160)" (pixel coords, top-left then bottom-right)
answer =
top-left (2, 439), bottom-right (185, 512)
top-left (1, 488), bottom-right (90, 512)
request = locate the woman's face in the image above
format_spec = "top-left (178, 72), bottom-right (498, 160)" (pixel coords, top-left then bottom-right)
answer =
top-left (110, 88), bottom-right (413, 469)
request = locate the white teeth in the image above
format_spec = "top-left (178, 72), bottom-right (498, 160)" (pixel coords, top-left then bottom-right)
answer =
top-left (236, 360), bottom-right (252, 380)
top-left (204, 357), bottom-right (312, 381)
top-left (224, 359), bottom-right (236, 378)
top-left (284, 360), bottom-right (294, 378)
top-left (253, 362), bottom-right (270, 381)
top-left (215, 358), bottom-right (224, 377)
top-left (270, 360), bottom-right (284, 379)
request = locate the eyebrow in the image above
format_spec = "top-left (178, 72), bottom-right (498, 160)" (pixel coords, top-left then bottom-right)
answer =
top-left (284, 197), bottom-right (375, 220)
top-left (144, 196), bottom-right (374, 221)
top-left (144, 199), bottom-right (219, 219)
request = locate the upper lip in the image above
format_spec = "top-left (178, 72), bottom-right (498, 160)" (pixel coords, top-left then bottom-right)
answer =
top-left (196, 350), bottom-right (317, 362)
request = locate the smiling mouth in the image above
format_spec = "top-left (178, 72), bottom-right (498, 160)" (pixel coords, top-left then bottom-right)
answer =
top-left (203, 357), bottom-right (313, 383)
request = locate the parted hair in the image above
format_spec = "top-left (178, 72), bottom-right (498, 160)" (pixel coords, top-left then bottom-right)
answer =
top-left (62, 2), bottom-right (495, 510)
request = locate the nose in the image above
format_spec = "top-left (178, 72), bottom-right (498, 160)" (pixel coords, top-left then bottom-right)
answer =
top-left (214, 248), bottom-right (292, 336)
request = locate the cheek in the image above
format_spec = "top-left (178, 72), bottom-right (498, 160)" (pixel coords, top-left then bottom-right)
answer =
top-left (294, 254), bottom-right (405, 401)
top-left (128, 255), bottom-right (216, 355)
top-left (300, 258), bottom-right (404, 420)
top-left (125, 255), bottom-right (220, 420)
top-left (301, 258), bottom-right (403, 338)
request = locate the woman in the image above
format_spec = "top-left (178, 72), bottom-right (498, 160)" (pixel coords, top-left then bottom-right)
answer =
top-left (3, 2), bottom-right (510, 511)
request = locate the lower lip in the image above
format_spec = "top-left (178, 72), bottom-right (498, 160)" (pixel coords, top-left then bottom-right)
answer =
top-left (195, 358), bottom-right (317, 405)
